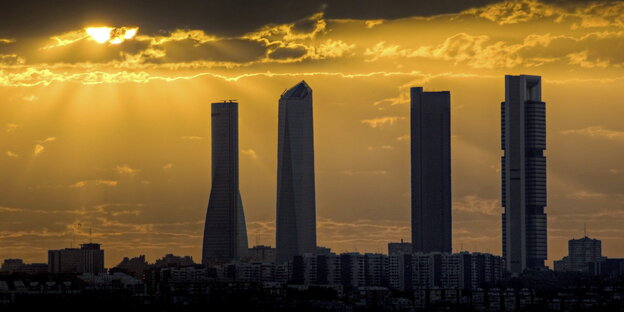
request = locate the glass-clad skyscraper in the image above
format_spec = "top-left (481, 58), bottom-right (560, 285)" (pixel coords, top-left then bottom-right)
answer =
top-left (410, 87), bottom-right (452, 254)
top-left (501, 75), bottom-right (547, 274)
top-left (276, 81), bottom-right (317, 264)
top-left (202, 101), bottom-right (248, 265)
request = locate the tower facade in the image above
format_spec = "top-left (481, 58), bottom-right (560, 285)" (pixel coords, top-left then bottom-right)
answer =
top-left (410, 87), bottom-right (452, 253)
top-left (568, 236), bottom-right (602, 272)
top-left (276, 81), bottom-right (317, 263)
top-left (501, 75), bottom-right (547, 274)
top-left (202, 101), bottom-right (248, 265)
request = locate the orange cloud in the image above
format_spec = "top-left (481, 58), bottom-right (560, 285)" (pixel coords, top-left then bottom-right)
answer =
top-left (361, 116), bottom-right (406, 128)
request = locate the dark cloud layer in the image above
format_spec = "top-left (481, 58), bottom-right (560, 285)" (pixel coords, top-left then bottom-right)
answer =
top-left (1, 0), bottom-right (602, 38)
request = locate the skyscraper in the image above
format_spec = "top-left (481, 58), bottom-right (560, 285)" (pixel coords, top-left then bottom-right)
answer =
top-left (501, 75), bottom-right (547, 274)
top-left (202, 101), bottom-right (248, 265)
top-left (276, 81), bottom-right (317, 263)
top-left (410, 87), bottom-right (452, 254)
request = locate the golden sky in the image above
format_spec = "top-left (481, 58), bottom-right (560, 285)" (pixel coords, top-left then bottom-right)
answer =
top-left (1, 0), bottom-right (624, 267)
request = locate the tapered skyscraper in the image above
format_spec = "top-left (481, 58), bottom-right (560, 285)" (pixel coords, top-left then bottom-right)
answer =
top-left (202, 101), bottom-right (248, 265)
top-left (410, 87), bottom-right (452, 253)
top-left (501, 75), bottom-right (547, 274)
top-left (276, 81), bottom-right (317, 263)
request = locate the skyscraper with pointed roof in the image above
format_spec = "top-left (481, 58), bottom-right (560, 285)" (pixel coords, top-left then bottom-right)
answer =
top-left (276, 81), bottom-right (317, 263)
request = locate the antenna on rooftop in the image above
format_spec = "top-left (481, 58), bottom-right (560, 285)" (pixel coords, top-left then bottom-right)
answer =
top-left (71, 223), bottom-right (82, 248)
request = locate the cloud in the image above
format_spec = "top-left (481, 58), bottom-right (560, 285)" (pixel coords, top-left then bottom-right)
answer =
top-left (155, 38), bottom-right (267, 63)
top-left (341, 170), bottom-right (388, 176)
top-left (454, 195), bottom-right (500, 216)
top-left (180, 136), bottom-right (204, 141)
top-left (361, 116), bottom-right (406, 128)
top-left (269, 46), bottom-right (308, 60)
top-left (33, 144), bottom-right (45, 156)
top-left (568, 190), bottom-right (608, 200)
top-left (0, 54), bottom-right (24, 65)
top-left (364, 30), bottom-right (624, 69)
top-left (6, 151), bottom-right (18, 158)
top-left (365, 33), bottom-right (549, 68)
top-left (22, 94), bottom-right (38, 102)
top-left (69, 180), bottom-right (88, 188)
top-left (37, 137), bottom-right (57, 144)
top-left (115, 165), bottom-right (140, 175)
top-left (244, 13), bottom-right (327, 45)
top-left (162, 163), bottom-right (173, 169)
top-left (137, 29), bottom-right (217, 46)
top-left (241, 149), bottom-right (258, 159)
top-left (365, 20), bottom-right (384, 28)
top-left (561, 126), bottom-right (624, 141)
top-left (464, 0), bottom-right (624, 29)
top-left (566, 51), bottom-right (610, 68)
top-left (95, 180), bottom-right (119, 187)
top-left (465, 0), bottom-right (560, 25)
top-left (42, 29), bottom-right (86, 50)
top-left (311, 39), bottom-right (355, 59)
top-left (43, 26), bottom-right (135, 49)
top-left (5, 123), bottom-right (18, 133)
top-left (69, 180), bottom-right (119, 188)
top-left (0, 67), bottom-right (434, 87)
top-left (316, 218), bottom-right (410, 251)
top-left (367, 145), bottom-right (394, 151)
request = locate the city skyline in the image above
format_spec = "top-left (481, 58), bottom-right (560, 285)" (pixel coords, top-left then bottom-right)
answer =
top-left (1, 0), bottom-right (624, 269)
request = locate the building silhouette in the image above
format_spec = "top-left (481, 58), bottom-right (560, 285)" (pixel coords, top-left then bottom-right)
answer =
top-left (276, 81), bottom-right (317, 263)
top-left (0, 259), bottom-right (47, 274)
top-left (388, 239), bottom-right (413, 255)
top-left (410, 87), bottom-right (452, 253)
top-left (248, 245), bottom-right (276, 263)
top-left (202, 101), bottom-right (248, 265)
top-left (554, 236), bottom-right (604, 273)
top-left (501, 75), bottom-right (547, 274)
top-left (48, 243), bottom-right (105, 274)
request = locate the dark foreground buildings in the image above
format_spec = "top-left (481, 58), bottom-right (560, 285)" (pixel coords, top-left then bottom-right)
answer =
top-left (48, 243), bottom-right (105, 274)
top-left (410, 87), bottom-right (452, 253)
top-left (202, 101), bottom-right (249, 264)
top-left (276, 81), bottom-right (317, 263)
top-left (501, 75), bottom-right (548, 274)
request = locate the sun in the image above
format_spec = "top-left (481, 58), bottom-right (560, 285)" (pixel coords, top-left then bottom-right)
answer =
top-left (86, 27), bottom-right (113, 44)
top-left (85, 26), bottom-right (139, 44)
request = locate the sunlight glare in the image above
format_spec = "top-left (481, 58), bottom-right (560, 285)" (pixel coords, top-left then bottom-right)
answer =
top-left (86, 27), bottom-right (113, 44)
top-left (85, 26), bottom-right (139, 44)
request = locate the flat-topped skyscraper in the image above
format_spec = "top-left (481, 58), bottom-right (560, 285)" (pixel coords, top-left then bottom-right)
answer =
top-left (202, 101), bottom-right (248, 265)
top-left (276, 81), bottom-right (317, 263)
top-left (501, 75), bottom-right (547, 274)
top-left (410, 87), bottom-right (452, 253)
